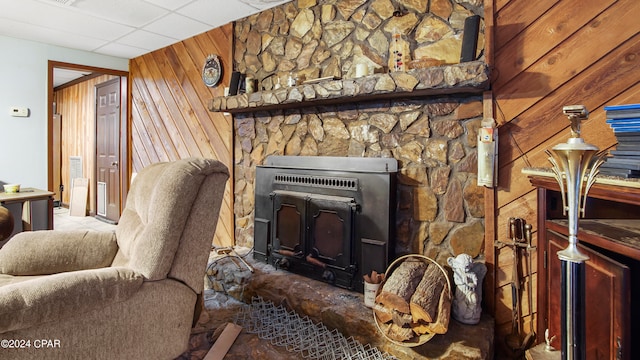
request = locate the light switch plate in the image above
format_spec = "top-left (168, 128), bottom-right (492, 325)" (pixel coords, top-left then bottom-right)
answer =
top-left (10, 107), bottom-right (29, 117)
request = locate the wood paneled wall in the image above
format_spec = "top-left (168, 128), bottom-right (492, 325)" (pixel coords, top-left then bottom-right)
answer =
top-left (55, 74), bottom-right (118, 214)
top-left (129, 24), bottom-right (234, 247)
top-left (489, 0), bottom-right (640, 351)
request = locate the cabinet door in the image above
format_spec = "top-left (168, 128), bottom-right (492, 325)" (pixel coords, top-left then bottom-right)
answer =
top-left (547, 230), bottom-right (629, 360)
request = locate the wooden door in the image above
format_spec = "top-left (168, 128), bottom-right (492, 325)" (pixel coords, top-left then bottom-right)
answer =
top-left (95, 78), bottom-right (121, 223)
top-left (52, 113), bottom-right (62, 206)
top-left (546, 230), bottom-right (629, 359)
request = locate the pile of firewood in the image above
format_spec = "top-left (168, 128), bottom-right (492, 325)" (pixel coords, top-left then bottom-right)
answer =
top-left (373, 257), bottom-right (451, 344)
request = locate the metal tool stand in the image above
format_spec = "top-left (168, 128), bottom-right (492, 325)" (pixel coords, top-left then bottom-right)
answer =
top-left (496, 217), bottom-right (534, 356)
top-left (546, 105), bottom-right (605, 360)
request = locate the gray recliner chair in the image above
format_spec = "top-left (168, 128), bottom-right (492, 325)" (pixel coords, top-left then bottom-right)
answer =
top-left (0, 158), bottom-right (229, 359)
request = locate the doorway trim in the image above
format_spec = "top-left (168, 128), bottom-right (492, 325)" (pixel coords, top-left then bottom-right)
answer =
top-left (47, 60), bottom-right (130, 216)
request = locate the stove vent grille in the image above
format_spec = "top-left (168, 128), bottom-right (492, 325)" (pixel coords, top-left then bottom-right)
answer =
top-left (274, 173), bottom-right (358, 191)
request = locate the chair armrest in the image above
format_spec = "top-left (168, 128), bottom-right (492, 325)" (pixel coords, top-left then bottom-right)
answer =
top-left (0, 267), bottom-right (143, 333)
top-left (0, 230), bottom-right (118, 275)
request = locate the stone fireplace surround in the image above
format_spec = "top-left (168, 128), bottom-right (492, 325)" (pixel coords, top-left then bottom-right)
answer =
top-left (210, 60), bottom-right (490, 265)
top-left (207, 61), bottom-right (493, 358)
top-left (212, 0), bottom-right (490, 270)
top-left (206, 0), bottom-right (493, 357)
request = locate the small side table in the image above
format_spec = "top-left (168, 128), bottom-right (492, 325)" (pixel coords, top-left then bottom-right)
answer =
top-left (0, 188), bottom-right (54, 241)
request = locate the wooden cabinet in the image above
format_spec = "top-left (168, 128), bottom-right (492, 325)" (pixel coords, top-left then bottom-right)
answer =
top-left (530, 174), bottom-right (639, 360)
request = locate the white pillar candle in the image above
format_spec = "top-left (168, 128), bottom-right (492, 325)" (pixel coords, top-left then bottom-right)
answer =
top-left (355, 63), bottom-right (368, 78)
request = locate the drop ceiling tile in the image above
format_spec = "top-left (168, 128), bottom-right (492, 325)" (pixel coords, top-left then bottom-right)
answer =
top-left (71, 0), bottom-right (169, 27)
top-left (142, 13), bottom-right (211, 40)
top-left (239, 0), bottom-right (292, 10)
top-left (117, 29), bottom-right (177, 51)
top-left (177, 0), bottom-right (259, 27)
top-left (0, 17), bottom-right (108, 52)
top-left (53, 68), bottom-right (92, 87)
top-left (94, 42), bottom-right (149, 59)
top-left (142, 0), bottom-right (194, 11)
top-left (2, 0), bottom-right (133, 41)
top-left (0, 0), bottom-right (294, 59)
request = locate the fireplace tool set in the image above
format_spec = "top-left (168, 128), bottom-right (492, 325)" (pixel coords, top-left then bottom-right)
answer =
top-left (496, 217), bottom-right (536, 355)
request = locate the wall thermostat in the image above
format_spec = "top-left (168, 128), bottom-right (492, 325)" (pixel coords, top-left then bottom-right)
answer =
top-left (10, 107), bottom-right (30, 117)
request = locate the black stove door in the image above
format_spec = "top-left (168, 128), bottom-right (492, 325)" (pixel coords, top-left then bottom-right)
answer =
top-left (306, 193), bottom-right (357, 273)
top-left (271, 190), bottom-right (307, 259)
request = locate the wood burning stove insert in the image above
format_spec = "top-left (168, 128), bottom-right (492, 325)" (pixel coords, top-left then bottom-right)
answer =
top-left (253, 156), bottom-right (397, 292)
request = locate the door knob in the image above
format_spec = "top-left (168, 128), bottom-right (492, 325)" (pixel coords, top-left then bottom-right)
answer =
top-left (111, 161), bottom-right (119, 167)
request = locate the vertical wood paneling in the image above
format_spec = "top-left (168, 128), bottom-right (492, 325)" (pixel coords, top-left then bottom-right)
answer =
top-left (130, 24), bottom-right (234, 247)
top-left (55, 74), bottom-right (118, 214)
top-left (490, 0), bottom-right (640, 352)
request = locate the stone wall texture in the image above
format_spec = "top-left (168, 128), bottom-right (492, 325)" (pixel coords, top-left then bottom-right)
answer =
top-left (232, 0), bottom-right (486, 266)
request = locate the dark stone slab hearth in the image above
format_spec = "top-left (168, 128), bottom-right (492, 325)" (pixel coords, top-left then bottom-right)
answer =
top-left (205, 251), bottom-right (494, 359)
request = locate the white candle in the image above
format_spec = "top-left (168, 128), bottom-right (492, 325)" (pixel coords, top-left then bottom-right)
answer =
top-left (355, 63), bottom-right (368, 78)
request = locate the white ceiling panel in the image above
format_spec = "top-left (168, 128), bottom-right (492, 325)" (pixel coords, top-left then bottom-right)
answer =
top-left (142, 13), bottom-right (212, 40)
top-left (71, 0), bottom-right (168, 27)
top-left (116, 29), bottom-right (177, 51)
top-left (142, 0), bottom-right (193, 11)
top-left (0, 17), bottom-right (108, 52)
top-left (177, 0), bottom-right (260, 27)
top-left (0, 0), bottom-right (292, 60)
top-left (94, 42), bottom-right (150, 59)
top-left (2, 0), bottom-right (134, 41)
top-left (239, 0), bottom-right (292, 10)
top-left (53, 68), bottom-right (92, 87)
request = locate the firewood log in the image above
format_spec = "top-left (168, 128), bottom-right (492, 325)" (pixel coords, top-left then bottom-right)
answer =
top-left (392, 310), bottom-right (413, 326)
top-left (426, 285), bottom-right (451, 334)
top-left (409, 263), bottom-right (445, 323)
top-left (375, 258), bottom-right (427, 314)
top-left (373, 303), bottom-right (393, 323)
top-left (410, 322), bottom-right (432, 335)
top-left (374, 303), bottom-right (413, 326)
top-left (382, 323), bottom-right (416, 342)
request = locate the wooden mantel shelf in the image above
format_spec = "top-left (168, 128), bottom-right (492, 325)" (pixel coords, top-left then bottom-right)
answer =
top-left (208, 61), bottom-right (489, 114)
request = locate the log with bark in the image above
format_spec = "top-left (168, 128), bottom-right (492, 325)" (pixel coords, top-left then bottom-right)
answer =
top-left (373, 256), bottom-right (452, 343)
top-left (380, 322), bottom-right (416, 342)
top-left (426, 286), bottom-right (451, 334)
top-left (374, 258), bottom-right (427, 314)
top-left (410, 263), bottom-right (446, 323)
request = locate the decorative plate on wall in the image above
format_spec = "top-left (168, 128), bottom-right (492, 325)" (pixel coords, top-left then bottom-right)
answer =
top-left (202, 54), bottom-right (222, 87)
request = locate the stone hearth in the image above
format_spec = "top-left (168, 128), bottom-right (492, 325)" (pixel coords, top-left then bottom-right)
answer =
top-left (203, 248), bottom-right (494, 360)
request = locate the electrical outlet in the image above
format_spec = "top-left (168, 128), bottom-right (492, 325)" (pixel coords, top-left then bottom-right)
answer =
top-left (10, 107), bottom-right (29, 117)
